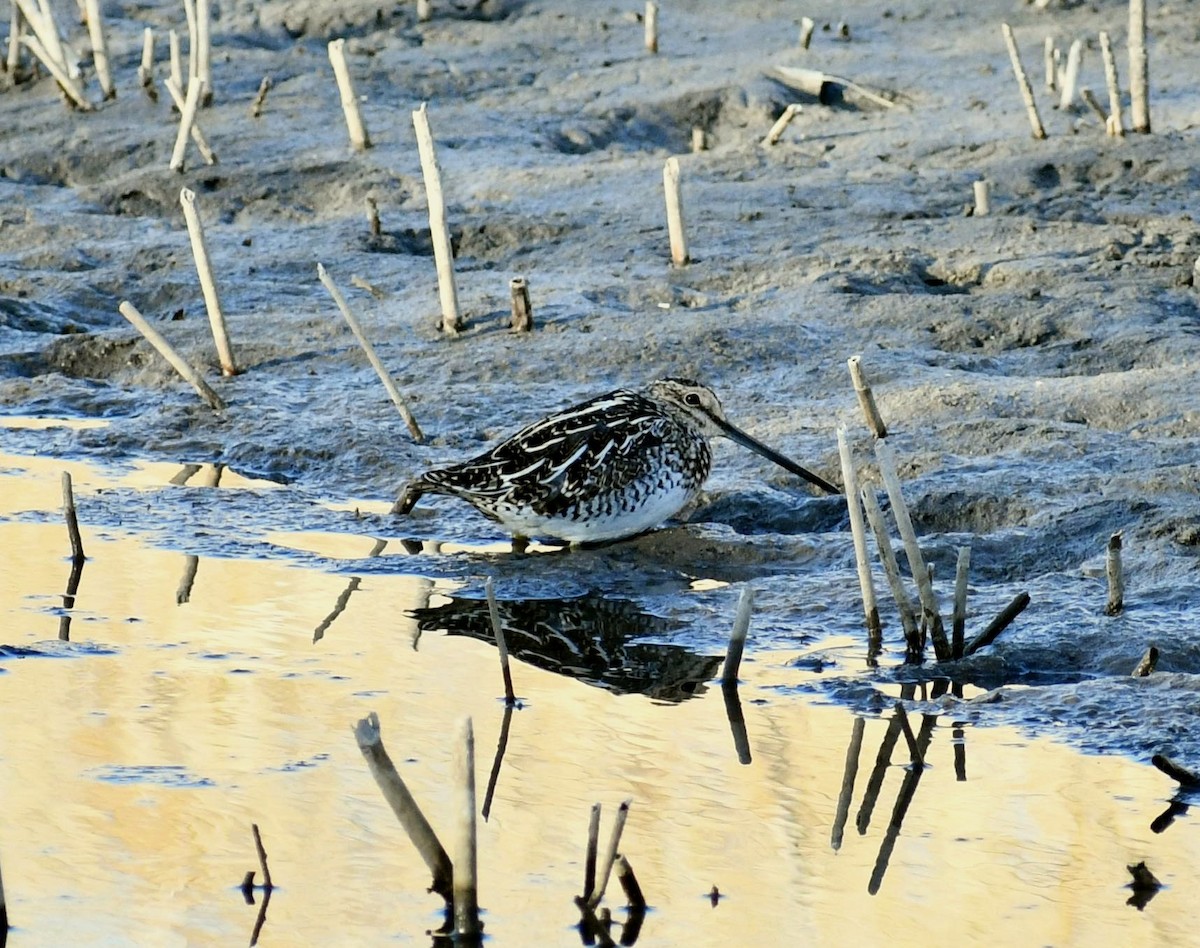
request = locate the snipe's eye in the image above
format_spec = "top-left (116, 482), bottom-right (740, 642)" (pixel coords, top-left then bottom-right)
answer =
top-left (684, 393), bottom-right (702, 407)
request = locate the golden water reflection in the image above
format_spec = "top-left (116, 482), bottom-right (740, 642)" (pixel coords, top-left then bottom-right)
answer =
top-left (0, 470), bottom-right (1194, 945)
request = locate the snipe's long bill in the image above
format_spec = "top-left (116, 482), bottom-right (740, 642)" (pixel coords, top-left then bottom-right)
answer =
top-left (393, 378), bottom-right (840, 544)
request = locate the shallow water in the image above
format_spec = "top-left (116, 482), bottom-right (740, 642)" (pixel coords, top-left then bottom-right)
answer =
top-left (1, 452), bottom-right (1196, 946)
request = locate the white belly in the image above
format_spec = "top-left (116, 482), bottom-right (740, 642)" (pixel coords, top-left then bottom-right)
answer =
top-left (495, 482), bottom-right (697, 543)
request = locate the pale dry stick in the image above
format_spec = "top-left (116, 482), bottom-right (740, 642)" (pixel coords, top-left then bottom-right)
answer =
top-left (1132, 645), bottom-right (1158, 677)
top-left (509, 276), bottom-right (532, 332)
top-left (952, 546), bottom-right (970, 659)
top-left (875, 440), bottom-right (951, 661)
top-left (180, 186), bottom-right (238, 376)
top-left (169, 78), bottom-right (205, 170)
top-left (582, 803), bottom-right (601, 901)
top-left (417, 0), bottom-right (433, 22)
top-left (847, 355), bottom-right (887, 438)
top-left (1001, 23), bottom-right (1047, 139)
top-left (168, 29), bottom-right (182, 100)
top-left (452, 717), bottom-right (481, 939)
top-left (1105, 531), bottom-right (1124, 616)
top-left (837, 428), bottom-right (882, 648)
top-left (413, 102), bottom-right (462, 333)
top-left (1099, 32), bottom-right (1124, 136)
top-left (137, 26), bottom-right (154, 97)
top-left (587, 799), bottom-right (632, 910)
top-left (249, 74), bottom-right (272, 118)
top-left (195, 0), bottom-right (212, 104)
top-left (317, 263), bottom-right (424, 440)
top-left (19, 33), bottom-right (90, 109)
top-left (762, 103), bottom-right (802, 146)
top-left (615, 856), bottom-right (646, 911)
top-left (251, 824), bottom-right (273, 890)
top-left (62, 471), bottom-right (85, 562)
top-left (28, 0), bottom-right (72, 77)
top-left (1128, 0), bottom-right (1149, 133)
top-left (117, 301), bottom-right (226, 409)
top-left (861, 487), bottom-right (921, 652)
top-left (6, 4), bottom-right (22, 75)
top-left (1043, 36), bottom-right (1055, 92)
top-left (164, 78), bottom-right (217, 164)
top-left (963, 591), bottom-right (1030, 655)
top-left (83, 0), bottom-right (113, 99)
top-left (663, 156), bottom-right (689, 266)
top-left (799, 16), bottom-right (815, 50)
top-left (484, 576), bottom-right (516, 704)
top-left (182, 0), bottom-right (197, 86)
top-left (329, 39), bottom-right (371, 150)
top-left (721, 587), bottom-right (754, 684)
top-left (353, 712), bottom-right (453, 901)
top-left (644, 1), bottom-right (658, 54)
top-left (690, 126), bottom-right (707, 152)
top-left (1058, 39), bottom-right (1082, 110)
top-left (1081, 87), bottom-right (1109, 123)
top-left (973, 180), bottom-right (990, 216)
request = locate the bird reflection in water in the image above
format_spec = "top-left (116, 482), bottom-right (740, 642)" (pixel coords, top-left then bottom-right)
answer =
top-left (409, 594), bottom-right (721, 702)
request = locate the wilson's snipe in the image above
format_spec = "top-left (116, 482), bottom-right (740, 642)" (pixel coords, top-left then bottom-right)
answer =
top-left (393, 378), bottom-right (839, 543)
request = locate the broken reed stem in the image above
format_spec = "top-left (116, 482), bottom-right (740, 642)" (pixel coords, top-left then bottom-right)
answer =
top-left (1058, 39), bottom-right (1082, 110)
top-left (180, 187), bottom-right (238, 376)
top-left (1132, 645), bottom-right (1158, 677)
top-left (164, 78), bottom-right (217, 164)
top-left (952, 546), bottom-right (970, 659)
top-left (1128, 0), bottom-right (1149, 133)
top-left (195, 0), bottom-right (212, 104)
top-left (644, 1), bottom-right (658, 54)
top-left (1001, 23), bottom-right (1047, 139)
top-left (847, 355), bottom-right (887, 438)
top-left (690, 126), bottom-right (707, 152)
top-left (353, 712), bottom-right (453, 901)
top-left (137, 26), bottom-right (154, 96)
top-left (762, 103), bottom-right (802, 146)
top-left (452, 717), bottom-right (481, 938)
top-left (168, 29), bottom-right (182, 103)
top-left (250, 74), bottom-right (272, 118)
top-left (1151, 754), bottom-right (1200, 788)
top-left (874, 440), bottom-right (951, 661)
top-left (972, 180), bottom-right (990, 216)
top-left (837, 428), bottom-right (881, 647)
top-left (19, 32), bottom-right (90, 109)
top-left (416, 0), bottom-right (432, 22)
top-left (484, 576), bottom-right (516, 705)
top-left (182, 0), bottom-right (196, 84)
top-left (1105, 532), bottom-right (1124, 616)
top-left (583, 803), bottom-right (601, 901)
top-left (6, 5), bottom-right (22, 76)
top-left (1043, 36), bottom-right (1055, 92)
top-left (117, 301), bottom-right (226, 409)
top-left (169, 78), bottom-right (206, 171)
top-left (317, 263), bottom-right (424, 441)
top-left (963, 591), bottom-right (1030, 656)
top-left (1098, 32), bottom-right (1124, 136)
top-left (412, 102), bottom-right (463, 334)
top-left (61, 471), bottom-right (85, 562)
top-left (615, 856), bottom-right (646, 911)
top-left (721, 587), bottom-right (754, 684)
top-left (799, 16), bottom-right (815, 50)
top-left (328, 39), bottom-right (370, 150)
top-left (587, 799), bottom-right (631, 909)
top-left (251, 823), bottom-right (273, 890)
top-left (663, 156), bottom-right (689, 266)
top-left (83, 0), bottom-right (113, 99)
top-left (861, 487), bottom-right (921, 653)
top-left (509, 276), bottom-right (533, 332)
top-left (1080, 87), bottom-right (1109, 123)
top-left (365, 196), bottom-right (381, 237)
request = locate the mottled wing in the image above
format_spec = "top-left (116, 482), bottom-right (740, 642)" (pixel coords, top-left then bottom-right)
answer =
top-left (417, 389), bottom-right (674, 516)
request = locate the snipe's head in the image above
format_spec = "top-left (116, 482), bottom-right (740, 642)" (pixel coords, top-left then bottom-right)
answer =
top-left (644, 377), bottom-right (842, 495)
top-left (645, 377), bottom-right (729, 439)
